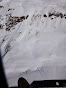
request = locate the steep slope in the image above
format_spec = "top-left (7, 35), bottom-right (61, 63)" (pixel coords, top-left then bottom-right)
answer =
top-left (0, 0), bottom-right (66, 87)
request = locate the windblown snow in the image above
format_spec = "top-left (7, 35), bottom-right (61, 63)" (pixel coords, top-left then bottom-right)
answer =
top-left (0, 0), bottom-right (66, 87)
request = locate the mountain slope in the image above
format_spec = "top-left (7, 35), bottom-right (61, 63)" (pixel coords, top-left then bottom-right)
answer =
top-left (0, 0), bottom-right (66, 87)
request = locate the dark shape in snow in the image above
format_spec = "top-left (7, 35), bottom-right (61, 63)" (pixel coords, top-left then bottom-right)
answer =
top-left (18, 77), bottom-right (30, 88)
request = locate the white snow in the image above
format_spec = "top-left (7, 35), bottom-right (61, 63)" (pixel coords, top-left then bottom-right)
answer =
top-left (0, 0), bottom-right (66, 87)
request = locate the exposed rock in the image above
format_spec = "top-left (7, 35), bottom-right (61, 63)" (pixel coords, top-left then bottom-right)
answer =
top-left (0, 6), bottom-right (4, 8)
top-left (26, 15), bottom-right (29, 19)
top-left (8, 8), bottom-right (14, 11)
top-left (5, 15), bottom-right (29, 31)
top-left (48, 12), bottom-right (65, 19)
top-left (43, 14), bottom-right (47, 17)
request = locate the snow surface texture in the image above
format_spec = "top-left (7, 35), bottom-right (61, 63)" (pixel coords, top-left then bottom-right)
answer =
top-left (0, 0), bottom-right (66, 87)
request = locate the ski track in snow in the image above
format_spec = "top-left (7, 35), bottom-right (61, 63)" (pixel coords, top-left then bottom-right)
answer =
top-left (0, 0), bottom-right (66, 87)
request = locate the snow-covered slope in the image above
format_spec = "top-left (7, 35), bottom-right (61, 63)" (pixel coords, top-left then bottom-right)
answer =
top-left (0, 0), bottom-right (66, 87)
